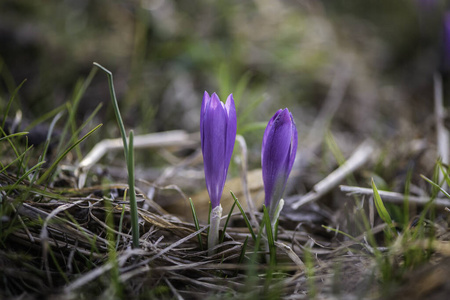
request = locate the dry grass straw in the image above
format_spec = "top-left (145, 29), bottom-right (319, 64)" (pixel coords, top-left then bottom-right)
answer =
top-left (2, 162), bottom-right (450, 299)
top-left (0, 168), bottom-right (325, 299)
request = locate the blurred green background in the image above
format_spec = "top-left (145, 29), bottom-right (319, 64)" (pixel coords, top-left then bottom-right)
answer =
top-left (0, 0), bottom-right (449, 182)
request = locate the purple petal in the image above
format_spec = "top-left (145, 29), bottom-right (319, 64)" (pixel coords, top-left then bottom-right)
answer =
top-left (262, 108), bottom-right (294, 207)
top-left (200, 92), bottom-right (238, 208)
top-left (224, 94), bottom-right (237, 172)
top-left (286, 112), bottom-right (298, 177)
top-left (444, 13), bottom-right (450, 70)
top-left (261, 109), bottom-right (283, 169)
top-left (200, 91), bottom-right (210, 145)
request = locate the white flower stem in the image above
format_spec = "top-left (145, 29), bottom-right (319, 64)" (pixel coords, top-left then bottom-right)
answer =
top-left (208, 204), bottom-right (222, 256)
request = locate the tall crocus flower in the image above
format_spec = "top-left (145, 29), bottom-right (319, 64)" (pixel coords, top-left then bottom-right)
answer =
top-left (200, 91), bottom-right (237, 255)
top-left (262, 108), bottom-right (298, 223)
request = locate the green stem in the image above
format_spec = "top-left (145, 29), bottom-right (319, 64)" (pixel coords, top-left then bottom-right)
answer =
top-left (93, 62), bottom-right (128, 159)
top-left (127, 130), bottom-right (139, 248)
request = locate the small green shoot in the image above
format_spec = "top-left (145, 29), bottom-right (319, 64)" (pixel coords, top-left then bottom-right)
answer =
top-left (116, 202), bottom-right (126, 251)
top-left (37, 111), bottom-right (64, 182)
top-left (5, 161), bottom-right (46, 197)
top-left (220, 201), bottom-right (236, 243)
top-left (0, 126), bottom-right (25, 165)
top-left (237, 122), bottom-right (268, 135)
top-left (304, 247), bottom-right (317, 298)
top-left (421, 174), bottom-right (450, 199)
top-left (37, 123), bottom-right (102, 185)
top-left (1, 78), bottom-right (27, 130)
top-left (235, 236), bottom-right (249, 276)
top-left (94, 62), bottom-right (140, 249)
top-left (0, 132), bottom-right (29, 142)
top-left (262, 205), bottom-right (276, 267)
top-left (189, 197), bottom-right (203, 250)
top-left (93, 62), bottom-right (128, 159)
top-left (371, 179), bottom-right (394, 240)
top-left (127, 130), bottom-right (139, 249)
top-left (322, 225), bottom-right (363, 245)
top-left (23, 104), bottom-right (66, 132)
top-left (230, 191), bottom-right (256, 241)
top-left (62, 67), bottom-right (98, 159)
top-left (0, 145), bottom-right (33, 174)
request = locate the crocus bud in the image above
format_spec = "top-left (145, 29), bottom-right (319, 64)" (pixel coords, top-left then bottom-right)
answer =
top-left (261, 108), bottom-right (298, 219)
top-left (201, 91), bottom-right (237, 255)
top-left (200, 91), bottom-right (237, 208)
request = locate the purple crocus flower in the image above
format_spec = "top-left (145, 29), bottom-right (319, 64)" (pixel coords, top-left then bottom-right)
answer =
top-left (261, 108), bottom-right (298, 218)
top-left (200, 91), bottom-right (237, 208)
top-left (443, 12), bottom-right (450, 71)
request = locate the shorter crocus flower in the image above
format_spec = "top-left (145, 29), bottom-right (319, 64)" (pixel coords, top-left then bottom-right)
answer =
top-left (200, 91), bottom-right (237, 255)
top-left (261, 108), bottom-right (298, 223)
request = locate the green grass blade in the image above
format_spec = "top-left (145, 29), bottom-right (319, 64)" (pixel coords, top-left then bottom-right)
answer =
top-left (438, 162), bottom-right (450, 189)
top-left (1, 78), bottom-right (27, 129)
top-left (73, 103), bottom-right (103, 139)
top-left (230, 191), bottom-right (256, 241)
top-left (304, 247), bottom-right (317, 298)
top-left (37, 123), bottom-right (102, 185)
top-left (235, 236), bottom-right (249, 276)
top-left (263, 205), bottom-right (276, 267)
top-left (127, 130), bottom-right (139, 249)
top-left (0, 131), bottom-right (29, 142)
top-left (40, 111), bottom-right (64, 167)
top-left (24, 104), bottom-right (66, 132)
top-left (403, 169), bottom-right (413, 229)
top-left (93, 62), bottom-right (128, 160)
top-left (0, 184), bottom-right (67, 201)
top-left (4, 161), bottom-right (46, 197)
top-left (0, 126), bottom-right (24, 164)
top-left (237, 122), bottom-right (267, 135)
top-left (220, 201), bottom-right (236, 244)
top-left (189, 197), bottom-right (203, 250)
top-left (371, 178), bottom-right (393, 226)
top-left (322, 225), bottom-right (360, 242)
top-left (116, 203), bottom-right (126, 251)
top-left (234, 71), bottom-right (252, 110)
top-left (55, 67), bottom-right (97, 156)
top-left (251, 222), bottom-right (265, 260)
top-left (421, 174), bottom-right (450, 199)
top-left (237, 95), bottom-right (265, 130)
top-left (0, 145), bottom-right (33, 174)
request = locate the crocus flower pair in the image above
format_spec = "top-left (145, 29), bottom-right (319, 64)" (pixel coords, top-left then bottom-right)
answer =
top-left (200, 91), bottom-right (297, 253)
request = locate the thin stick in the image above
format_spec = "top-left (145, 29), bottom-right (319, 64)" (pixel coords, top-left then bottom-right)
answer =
top-left (291, 140), bottom-right (375, 209)
top-left (339, 185), bottom-right (450, 208)
top-left (434, 72), bottom-right (449, 188)
top-left (76, 130), bottom-right (196, 188)
top-left (236, 135), bottom-right (258, 227)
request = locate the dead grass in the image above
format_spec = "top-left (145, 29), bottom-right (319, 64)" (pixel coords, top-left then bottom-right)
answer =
top-left (1, 160), bottom-right (449, 300)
